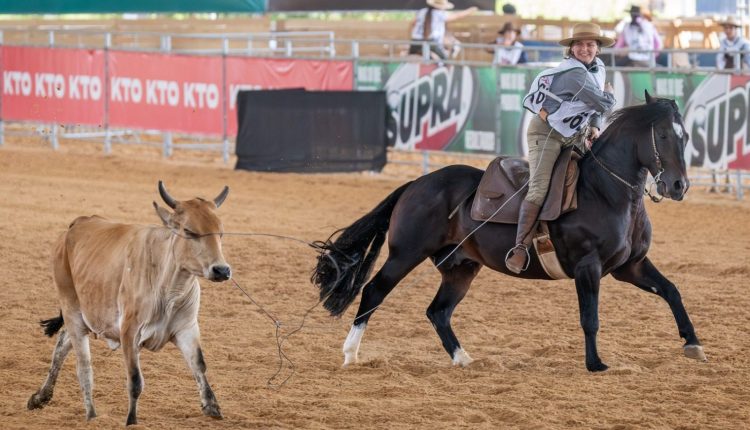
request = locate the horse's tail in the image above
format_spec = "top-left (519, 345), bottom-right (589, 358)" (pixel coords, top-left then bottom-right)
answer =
top-left (312, 181), bottom-right (413, 317)
top-left (39, 312), bottom-right (64, 337)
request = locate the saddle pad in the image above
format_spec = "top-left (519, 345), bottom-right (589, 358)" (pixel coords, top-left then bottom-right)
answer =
top-left (470, 146), bottom-right (578, 224)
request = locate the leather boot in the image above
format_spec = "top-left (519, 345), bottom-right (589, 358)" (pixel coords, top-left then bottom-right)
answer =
top-left (505, 200), bottom-right (542, 274)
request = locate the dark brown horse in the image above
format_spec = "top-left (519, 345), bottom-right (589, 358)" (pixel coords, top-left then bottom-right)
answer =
top-left (312, 91), bottom-right (705, 372)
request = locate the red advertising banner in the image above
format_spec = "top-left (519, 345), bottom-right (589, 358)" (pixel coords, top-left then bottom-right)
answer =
top-left (108, 51), bottom-right (223, 135)
top-left (225, 57), bottom-right (353, 134)
top-left (1, 46), bottom-right (105, 125)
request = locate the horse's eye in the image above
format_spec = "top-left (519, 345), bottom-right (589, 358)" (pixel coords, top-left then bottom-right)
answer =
top-left (660, 134), bottom-right (667, 139)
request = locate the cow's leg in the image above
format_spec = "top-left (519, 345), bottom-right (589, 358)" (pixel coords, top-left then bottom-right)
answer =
top-left (121, 323), bottom-right (143, 426)
top-left (426, 259), bottom-right (481, 367)
top-left (174, 324), bottom-right (222, 419)
top-left (28, 329), bottom-right (72, 410)
top-left (612, 257), bottom-right (705, 361)
top-left (66, 315), bottom-right (97, 420)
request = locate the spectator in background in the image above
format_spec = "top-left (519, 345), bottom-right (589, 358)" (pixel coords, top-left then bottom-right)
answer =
top-left (716, 16), bottom-right (750, 70)
top-left (492, 22), bottom-right (527, 65)
top-left (614, 5), bottom-right (662, 67)
top-left (408, 0), bottom-right (478, 61)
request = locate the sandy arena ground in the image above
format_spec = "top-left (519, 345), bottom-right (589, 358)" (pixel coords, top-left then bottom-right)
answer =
top-left (1, 139), bottom-right (749, 429)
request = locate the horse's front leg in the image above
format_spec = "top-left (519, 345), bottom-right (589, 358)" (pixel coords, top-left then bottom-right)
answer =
top-left (574, 254), bottom-right (607, 372)
top-left (612, 257), bottom-right (705, 361)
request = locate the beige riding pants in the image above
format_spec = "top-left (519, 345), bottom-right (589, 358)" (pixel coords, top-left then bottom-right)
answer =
top-left (525, 115), bottom-right (566, 206)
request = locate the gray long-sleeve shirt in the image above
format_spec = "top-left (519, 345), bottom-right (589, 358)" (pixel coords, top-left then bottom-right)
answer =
top-left (542, 66), bottom-right (615, 129)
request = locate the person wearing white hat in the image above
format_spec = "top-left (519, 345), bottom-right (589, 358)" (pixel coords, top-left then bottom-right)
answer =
top-left (505, 22), bottom-right (616, 274)
top-left (408, 0), bottom-right (478, 60)
top-left (614, 5), bottom-right (662, 67)
top-left (716, 16), bottom-right (750, 70)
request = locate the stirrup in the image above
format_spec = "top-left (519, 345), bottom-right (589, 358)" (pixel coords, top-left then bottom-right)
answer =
top-left (505, 243), bottom-right (531, 273)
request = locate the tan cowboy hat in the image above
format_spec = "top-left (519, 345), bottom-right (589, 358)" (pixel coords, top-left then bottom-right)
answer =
top-left (558, 22), bottom-right (615, 48)
top-left (719, 16), bottom-right (742, 27)
top-left (426, 0), bottom-right (455, 10)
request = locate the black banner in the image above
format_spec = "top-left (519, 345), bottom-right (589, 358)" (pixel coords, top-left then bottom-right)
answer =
top-left (268, 0), bottom-right (495, 11)
top-left (235, 89), bottom-right (388, 173)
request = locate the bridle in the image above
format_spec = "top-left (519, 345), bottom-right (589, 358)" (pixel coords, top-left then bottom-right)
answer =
top-left (589, 123), bottom-right (665, 203)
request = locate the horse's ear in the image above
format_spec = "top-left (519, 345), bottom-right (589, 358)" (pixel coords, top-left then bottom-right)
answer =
top-left (644, 90), bottom-right (654, 104)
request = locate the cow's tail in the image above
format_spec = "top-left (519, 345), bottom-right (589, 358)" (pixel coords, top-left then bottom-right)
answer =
top-left (39, 312), bottom-right (64, 337)
top-left (311, 181), bottom-right (413, 317)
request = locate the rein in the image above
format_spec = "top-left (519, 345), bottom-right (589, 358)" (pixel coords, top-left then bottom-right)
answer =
top-left (165, 227), bottom-right (323, 389)
top-left (589, 124), bottom-right (664, 203)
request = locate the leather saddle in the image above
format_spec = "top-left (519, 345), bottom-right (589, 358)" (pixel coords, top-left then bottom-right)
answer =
top-left (470, 146), bottom-right (580, 224)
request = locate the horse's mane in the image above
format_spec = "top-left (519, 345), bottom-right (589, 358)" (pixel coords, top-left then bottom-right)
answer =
top-left (599, 98), bottom-right (680, 141)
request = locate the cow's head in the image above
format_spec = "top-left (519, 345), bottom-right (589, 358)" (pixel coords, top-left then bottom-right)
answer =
top-left (153, 181), bottom-right (232, 282)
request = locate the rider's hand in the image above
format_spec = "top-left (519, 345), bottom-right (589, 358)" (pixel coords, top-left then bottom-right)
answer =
top-left (604, 82), bottom-right (614, 94)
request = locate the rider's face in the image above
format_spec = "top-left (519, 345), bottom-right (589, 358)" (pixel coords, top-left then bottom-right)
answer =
top-left (571, 39), bottom-right (599, 64)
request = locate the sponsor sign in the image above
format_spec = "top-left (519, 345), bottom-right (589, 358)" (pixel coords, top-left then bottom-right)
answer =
top-left (225, 57), bottom-right (353, 135)
top-left (684, 73), bottom-right (750, 170)
top-left (108, 51), bottom-right (223, 134)
top-left (358, 62), bottom-right (496, 152)
top-left (2, 46), bottom-right (105, 125)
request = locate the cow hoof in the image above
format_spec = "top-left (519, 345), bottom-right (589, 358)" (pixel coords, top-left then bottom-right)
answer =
top-left (27, 391), bottom-right (52, 410)
top-left (684, 345), bottom-right (707, 362)
top-left (202, 404), bottom-right (223, 419)
top-left (586, 361), bottom-right (609, 372)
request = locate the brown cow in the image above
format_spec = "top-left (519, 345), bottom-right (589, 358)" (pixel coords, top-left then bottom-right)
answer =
top-left (28, 181), bottom-right (231, 426)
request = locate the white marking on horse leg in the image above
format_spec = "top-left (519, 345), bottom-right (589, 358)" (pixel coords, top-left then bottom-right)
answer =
top-left (451, 347), bottom-right (474, 367)
top-left (683, 344), bottom-right (707, 362)
top-left (343, 323), bottom-right (367, 367)
top-left (71, 333), bottom-right (97, 420)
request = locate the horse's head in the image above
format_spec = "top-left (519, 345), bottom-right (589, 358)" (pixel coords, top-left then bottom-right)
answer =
top-left (639, 90), bottom-right (690, 201)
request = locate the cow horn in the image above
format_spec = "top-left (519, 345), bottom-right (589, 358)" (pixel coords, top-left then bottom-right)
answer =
top-left (214, 186), bottom-right (229, 208)
top-left (158, 180), bottom-right (177, 209)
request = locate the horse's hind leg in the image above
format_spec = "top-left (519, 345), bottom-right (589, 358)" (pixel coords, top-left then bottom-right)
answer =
top-left (612, 257), bottom-right (705, 361)
top-left (28, 329), bottom-right (72, 410)
top-left (343, 253), bottom-right (427, 367)
top-left (426, 258), bottom-right (481, 367)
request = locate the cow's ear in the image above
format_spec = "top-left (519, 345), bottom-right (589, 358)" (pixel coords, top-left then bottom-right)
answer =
top-left (153, 201), bottom-right (172, 227)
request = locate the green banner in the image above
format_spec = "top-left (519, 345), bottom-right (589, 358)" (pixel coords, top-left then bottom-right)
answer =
top-left (358, 61), bottom-right (750, 168)
top-left (356, 61), bottom-right (498, 153)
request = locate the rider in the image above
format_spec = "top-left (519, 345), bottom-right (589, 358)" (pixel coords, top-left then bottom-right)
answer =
top-left (505, 22), bottom-right (616, 274)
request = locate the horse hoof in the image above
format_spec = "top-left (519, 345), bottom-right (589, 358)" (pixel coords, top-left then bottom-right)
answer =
top-left (202, 404), bottom-right (223, 420)
top-left (684, 345), bottom-right (707, 362)
top-left (27, 391), bottom-right (51, 410)
top-left (451, 348), bottom-right (474, 367)
top-left (586, 362), bottom-right (609, 372)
